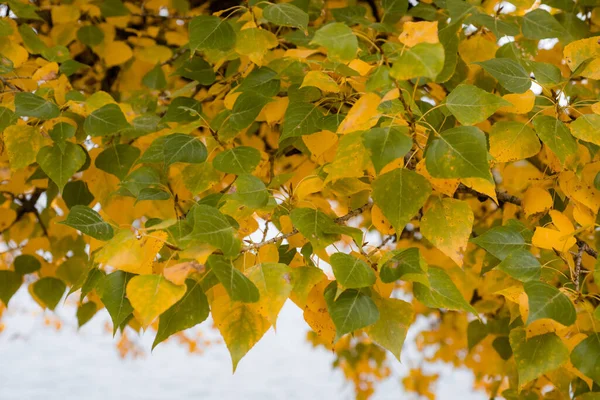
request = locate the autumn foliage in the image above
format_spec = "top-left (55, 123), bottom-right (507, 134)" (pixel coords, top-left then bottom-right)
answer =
top-left (0, 0), bottom-right (600, 398)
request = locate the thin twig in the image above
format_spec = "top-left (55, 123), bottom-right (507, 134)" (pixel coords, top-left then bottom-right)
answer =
top-left (240, 202), bottom-right (373, 252)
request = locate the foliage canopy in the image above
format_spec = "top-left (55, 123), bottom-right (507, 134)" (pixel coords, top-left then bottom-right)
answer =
top-left (0, 0), bottom-right (599, 398)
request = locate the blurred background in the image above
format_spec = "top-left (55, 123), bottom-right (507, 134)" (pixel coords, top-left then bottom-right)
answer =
top-left (0, 288), bottom-right (486, 400)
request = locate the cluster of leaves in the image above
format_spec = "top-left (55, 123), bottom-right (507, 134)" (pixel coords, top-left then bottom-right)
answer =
top-left (0, 0), bottom-right (599, 398)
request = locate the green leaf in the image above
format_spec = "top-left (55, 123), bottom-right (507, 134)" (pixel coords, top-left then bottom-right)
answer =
top-left (471, 225), bottom-right (526, 260)
top-left (76, 302), bottom-right (98, 328)
top-left (524, 280), bottom-right (576, 326)
top-left (414, 267), bottom-right (477, 314)
top-left (153, 279), bottom-right (210, 349)
top-left (367, 294), bottom-right (413, 361)
top-left (236, 67), bottom-right (280, 96)
top-left (142, 64), bottom-right (167, 90)
top-left (60, 205), bottom-right (114, 241)
top-left (247, 262), bottom-right (293, 327)
top-left (49, 122), bottom-right (76, 150)
top-left (425, 126), bottom-right (492, 181)
top-left (64, 181), bottom-right (96, 211)
top-left (6, 0), bottom-right (42, 20)
top-left (475, 58), bottom-right (531, 93)
top-left (381, 0), bottom-right (408, 24)
top-left (95, 144), bottom-right (141, 180)
top-left (140, 134), bottom-right (207, 167)
top-left (99, 0), bottom-right (129, 17)
top-left (570, 114), bottom-right (600, 146)
top-left (324, 282), bottom-right (380, 339)
top-left (362, 126), bottom-right (412, 174)
top-left (509, 328), bottom-right (569, 388)
top-left (522, 9), bottom-right (566, 40)
top-left (390, 43), bottom-right (445, 81)
top-left (84, 103), bottom-right (130, 137)
top-left (186, 205), bottom-right (241, 257)
top-left (379, 247), bottom-right (429, 285)
top-left (31, 277), bottom-right (66, 310)
top-left (280, 102), bottom-right (323, 142)
top-left (37, 142), bottom-right (86, 192)
top-left (212, 146), bottom-right (261, 175)
top-left (232, 174), bottom-right (269, 208)
top-left (18, 24), bottom-right (47, 53)
top-left (421, 197), bottom-right (474, 266)
top-left (372, 168), bottom-right (432, 234)
top-left (136, 187), bottom-right (170, 202)
top-left (532, 115), bottom-right (577, 165)
top-left (311, 23), bottom-right (358, 62)
top-left (100, 270), bottom-right (134, 335)
top-left (173, 57), bottom-right (216, 85)
top-left (229, 92), bottom-right (273, 130)
top-left (446, 84), bottom-right (510, 125)
top-left (0, 270), bottom-right (22, 306)
top-left (528, 61), bottom-right (563, 85)
top-left (571, 333), bottom-right (600, 385)
top-left (467, 320), bottom-right (488, 351)
top-left (14, 254), bottom-right (41, 275)
top-left (495, 250), bottom-right (541, 282)
top-left (77, 25), bottom-right (104, 47)
top-left (208, 255), bottom-right (259, 303)
top-left (162, 97), bottom-right (202, 123)
top-left (263, 3), bottom-right (309, 31)
top-left (330, 253), bottom-right (376, 289)
top-left (14, 92), bottom-right (59, 119)
top-left (290, 207), bottom-right (363, 250)
top-left (489, 121), bottom-right (541, 162)
top-left (189, 16), bottom-right (236, 52)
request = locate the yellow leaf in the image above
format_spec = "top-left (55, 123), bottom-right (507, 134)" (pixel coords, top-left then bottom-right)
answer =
top-left (3, 125), bottom-right (44, 171)
top-left (135, 45), bottom-right (172, 64)
top-left (522, 187), bottom-right (552, 217)
top-left (461, 177), bottom-right (498, 204)
top-left (0, 208), bottom-right (17, 231)
top-left (532, 210), bottom-right (577, 252)
top-left (498, 91), bottom-right (535, 114)
top-left (324, 131), bottom-right (368, 182)
top-left (458, 33), bottom-right (497, 64)
top-left (51, 5), bottom-right (80, 24)
top-left (302, 130), bottom-right (338, 159)
top-left (558, 168), bottom-right (600, 213)
top-left (163, 261), bottom-right (204, 286)
top-left (399, 21), bottom-right (439, 47)
top-left (416, 160), bottom-right (459, 197)
top-left (257, 96), bottom-right (289, 124)
top-left (126, 274), bottom-right (186, 328)
top-left (0, 39), bottom-right (28, 67)
top-left (421, 197), bottom-right (474, 266)
top-left (235, 28), bottom-right (278, 66)
top-left (247, 263), bottom-right (293, 328)
top-left (300, 71), bottom-right (340, 93)
top-left (563, 37), bottom-right (600, 79)
top-left (96, 230), bottom-right (167, 275)
top-left (295, 176), bottom-right (325, 200)
top-left (337, 93), bottom-right (381, 134)
top-left (258, 244), bottom-right (279, 263)
top-left (303, 279), bottom-right (336, 348)
top-left (32, 62), bottom-right (59, 82)
top-left (372, 204), bottom-right (394, 235)
top-left (100, 41), bottom-right (133, 67)
top-left (211, 287), bottom-right (271, 371)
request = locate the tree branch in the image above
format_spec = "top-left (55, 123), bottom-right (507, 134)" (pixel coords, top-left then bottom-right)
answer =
top-left (241, 202), bottom-right (373, 252)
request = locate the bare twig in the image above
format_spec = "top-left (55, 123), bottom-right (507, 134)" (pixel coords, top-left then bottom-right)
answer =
top-left (241, 202), bottom-right (373, 252)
